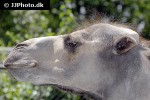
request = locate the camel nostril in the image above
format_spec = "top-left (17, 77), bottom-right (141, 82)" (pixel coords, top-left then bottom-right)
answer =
top-left (16, 43), bottom-right (28, 47)
top-left (15, 43), bottom-right (28, 50)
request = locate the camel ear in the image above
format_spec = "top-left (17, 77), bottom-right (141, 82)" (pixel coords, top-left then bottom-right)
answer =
top-left (113, 36), bottom-right (137, 55)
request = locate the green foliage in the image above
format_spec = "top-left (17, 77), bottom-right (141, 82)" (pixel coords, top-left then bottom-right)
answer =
top-left (79, 0), bottom-right (150, 38)
top-left (0, 0), bottom-right (76, 46)
top-left (0, 71), bottom-right (81, 100)
top-left (1, 0), bottom-right (150, 99)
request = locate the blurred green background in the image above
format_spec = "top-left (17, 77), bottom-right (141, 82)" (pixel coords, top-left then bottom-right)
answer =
top-left (0, 0), bottom-right (150, 100)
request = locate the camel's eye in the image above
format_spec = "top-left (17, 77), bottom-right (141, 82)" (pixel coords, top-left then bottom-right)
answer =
top-left (66, 41), bottom-right (78, 48)
top-left (65, 36), bottom-right (79, 48)
top-left (64, 36), bottom-right (81, 53)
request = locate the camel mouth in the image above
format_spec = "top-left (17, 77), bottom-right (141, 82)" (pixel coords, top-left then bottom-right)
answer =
top-left (4, 59), bottom-right (37, 69)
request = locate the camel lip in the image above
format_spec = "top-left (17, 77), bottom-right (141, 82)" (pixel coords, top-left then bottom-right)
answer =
top-left (4, 59), bottom-right (37, 68)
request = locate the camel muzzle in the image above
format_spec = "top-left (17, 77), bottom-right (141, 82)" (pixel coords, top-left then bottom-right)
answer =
top-left (4, 42), bottom-right (38, 69)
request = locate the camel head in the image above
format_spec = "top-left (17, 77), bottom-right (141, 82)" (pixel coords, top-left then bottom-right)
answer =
top-left (4, 23), bottom-right (150, 100)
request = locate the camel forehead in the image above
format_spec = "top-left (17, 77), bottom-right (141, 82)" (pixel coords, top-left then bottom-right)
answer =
top-left (87, 23), bottom-right (136, 35)
top-left (71, 23), bottom-right (139, 43)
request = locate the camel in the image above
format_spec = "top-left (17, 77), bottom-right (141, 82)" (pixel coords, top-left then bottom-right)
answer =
top-left (4, 23), bottom-right (150, 100)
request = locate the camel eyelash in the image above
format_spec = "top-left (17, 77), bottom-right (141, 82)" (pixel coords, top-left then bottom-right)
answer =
top-left (64, 36), bottom-right (81, 53)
